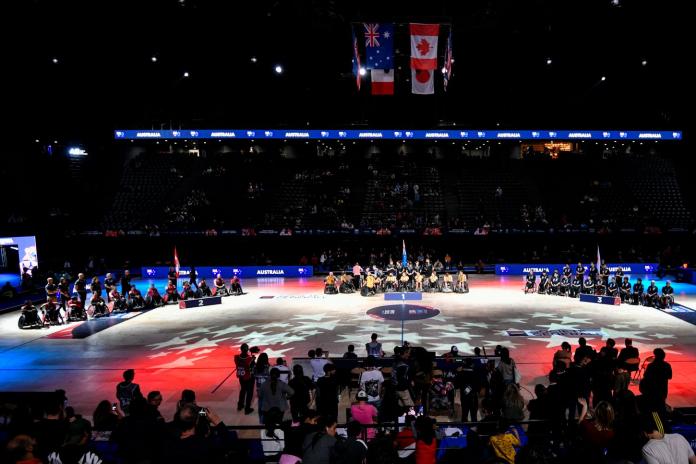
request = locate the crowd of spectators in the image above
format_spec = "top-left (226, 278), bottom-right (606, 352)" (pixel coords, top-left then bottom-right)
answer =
top-left (2, 334), bottom-right (689, 464)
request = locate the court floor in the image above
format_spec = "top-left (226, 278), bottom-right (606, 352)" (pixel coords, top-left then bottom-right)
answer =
top-left (1, 274), bottom-right (695, 425)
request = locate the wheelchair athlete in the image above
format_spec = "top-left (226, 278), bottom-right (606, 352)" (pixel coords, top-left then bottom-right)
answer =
top-left (427, 271), bottom-right (440, 292)
top-left (660, 281), bottom-right (675, 309)
top-left (538, 271), bottom-right (549, 294)
top-left (441, 272), bottom-right (454, 293)
top-left (89, 294), bottom-right (109, 318)
top-left (384, 272), bottom-right (398, 292)
top-left (41, 300), bottom-right (64, 325)
top-left (180, 281), bottom-right (198, 300)
top-left (632, 278), bottom-right (645, 306)
top-left (645, 280), bottom-right (659, 307)
top-left (607, 277), bottom-right (619, 297)
top-left (18, 300), bottom-right (45, 329)
top-left (230, 276), bottom-right (243, 295)
top-left (146, 284), bottom-right (165, 308)
top-left (164, 282), bottom-right (180, 303)
top-left (582, 277), bottom-right (595, 295)
top-left (399, 270), bottom-right (411, 291)
top-left (65, 296), bottom-right (87, 321)
top-left (455, 271), bottom-right (469, 293)
top-left (360, 273), bottom-right (377, 296)
top-left (338, 272), bottom-right (355, 294)
top-left (109, 288), bottom-right (128, 313)
top-left (213, 274), bottom-right (229, 296)
top-left (524, 271), bottom-right (536, 294)
top-left (559, 276), bottom-right (569, 296)
top-left (569, 276), bottom-right (582, 298)
top-left (127, 285), bottom-right (145, 310)
top-left (324, 272), bottom-right (338, 295)
top-left (198, 279), bottom-right (213, 297)
top-left (549, 271), bottom-right (560, 295)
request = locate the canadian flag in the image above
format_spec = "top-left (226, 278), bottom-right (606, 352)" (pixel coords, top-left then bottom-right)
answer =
top-left (411, 68), bottom-right (434, 95)
top-left (371, 69), bottom-right (394, 95)
top-left (410, 23), bottom-right (439, 70)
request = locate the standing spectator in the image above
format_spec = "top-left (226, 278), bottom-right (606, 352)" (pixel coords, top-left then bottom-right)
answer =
top-left (147, 391), bottom-right (164, 422)
top-left (502, 384), bottom-right (525, 422)
top-left (641, 348), bottom-right (673, 411)
top-left (577, 399), bottom-right (616, 459)
top-left (618, 338), bottom-right (640, 372)
top-left (359, 356), bottom-right (384, 407)
top-left (289, 364), bottom-right (315, 421)
top-left (310, 348), bottom-right (329, 382)
top-left (350, 391), bottom-right (378, 440)
top-left (32, 400), bottom-right (67, 459)
top-left (302, 417), bottom-right (338, 464)
top-left (275, 357), bottom-right (291, 383)
top-left (365, 333), bottom-right (384, 357)
top-left (235, 343), bottom-right (256, 415)
top-left (259, 368), bottom-right (294, 422)
top-left (552, 342), bottom-right (572, 368)
top-left (255, 353), bottom-right (271, 420)
top-left (457, 358), bottom-right (480, 422)
top-left (334, 421), bottom-right (369, 464)
top-left (316, 364), bottom-right (339, 420)
top-left (496, 348), bottom-right (518, 386)
top-left (343, 345), bottom-right (358, 359)
top-left (260, 407), bottom-right (285, 460)
top-left (115, 369), bottom-right (142, 416)
top-left (414, 415), bottom-right (437, 464)
top-left (93, 400), bottom-right (121, 432)
top-left (393, 346), bottom-right (414, 408)
top-left (489, 422), bottom-right (521, 464)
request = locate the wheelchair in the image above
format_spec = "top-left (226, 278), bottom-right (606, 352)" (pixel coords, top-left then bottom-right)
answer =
top-left (215, 286), bottom-right (230, 297)
top-left (111, 296), bottom-right (129, 313)
top-left (324, 283), bottom-right (338, 295)
top-left (524, 282), bottom-right (536, 294)
top-left (145, 295), bottom-right (166, 308)
top-left (66, 302), bottom-right (88, 321)
top-left (360, 284), bottom-right (377, 297)
top-left (338, 282), bottom-right (355, 294)
top-left (660, 294), bottom-right (675, 309)
top-left (127, 295), bottom-right (145, 310)
top-left (454, 282), bottom-right (469, 294)
top-left (40, 302), bottom-right (64, 325)
top-left (88, 301), bottom-right (110, 318)
top-left (18, 308), bottom-right (45, 329)
top-left (198, 285), bottom-right (213, 297)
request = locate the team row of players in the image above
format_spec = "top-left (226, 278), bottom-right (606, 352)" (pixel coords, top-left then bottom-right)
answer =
top-left (524, 270), bottom-right (675, 307)
top-left (324, 270), bottom-right (469, 294)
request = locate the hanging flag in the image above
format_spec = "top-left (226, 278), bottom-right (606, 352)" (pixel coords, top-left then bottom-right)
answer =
top-left (371, 69), bottom-right (394, 95)
top-left (402, 240), bottom-right (408, 267)
top-left (351, 28), bottom-right (362, 91)
top-left (412, 68), bottom-right (434, 94)
top-left (174, 246), bottom-right (180, 278)
top-left (364, 23), bottom-right (394, 70)
top-left (443, 29), bottom-right (453, 91)
top-left (596, 245), bottom-right (601, 272)
top-left (410, 23), bottom-right (439, 70)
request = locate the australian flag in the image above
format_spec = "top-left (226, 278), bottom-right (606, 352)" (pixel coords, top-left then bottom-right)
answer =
top-left (364, 23), bottom-right (394, 69)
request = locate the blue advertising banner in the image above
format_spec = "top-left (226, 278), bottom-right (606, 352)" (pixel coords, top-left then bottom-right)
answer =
top-left (495, 263), bottom-right (658, 276)
top-left (115, 129), bottom-right (682, 141)
top-left (141, 265), bottom-right (313, 279)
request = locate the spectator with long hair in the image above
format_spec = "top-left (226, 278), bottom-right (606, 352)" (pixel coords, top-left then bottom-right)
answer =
top-left (254, 353), bottom-right (271, 420)
top-left (93, 400), bottom-right (121, 432)
top-left (414, 415), bottom-right (437, 464)
top-left (502, 383), bottom-right (525, 422)
top-left (260, 407), bottom-right (285, 461)
top-left (259, 367), bottom-right (294, 423)
top-left (577, 398), bottom-right (616, 458)
top-left (302, 416), bottom-right (338, 464)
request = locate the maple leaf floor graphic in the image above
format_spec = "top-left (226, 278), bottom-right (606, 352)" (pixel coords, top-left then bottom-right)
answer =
top-left (1, 274), bottom-right (695, 426)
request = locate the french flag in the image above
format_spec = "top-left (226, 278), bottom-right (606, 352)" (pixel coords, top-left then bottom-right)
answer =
top-left (371, 69), bottom-right (394, 95)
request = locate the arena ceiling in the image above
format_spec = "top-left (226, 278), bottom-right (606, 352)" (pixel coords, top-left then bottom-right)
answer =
top-left (7, 0), bottom-right (691, 141)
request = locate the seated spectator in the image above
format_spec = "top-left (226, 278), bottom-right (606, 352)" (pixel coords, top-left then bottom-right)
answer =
top-left (553, 342), bottom-right (572, 368)
top-left (5, 435), bottom-right (42, 464)
top-left (32, 400), bottom-right (67, 459)
top-left (162, 404), bottom-right (232, 464)
top-left (147, 391), bottom-right (164, 423)
top-left (260, 407), bottom-right (285, 460)
top-left (577, 399), bottom-right (616, 458)
top-left (334, 421), bottom-right (368, 464)
top-left (502, 384), bottom-right (525, 422)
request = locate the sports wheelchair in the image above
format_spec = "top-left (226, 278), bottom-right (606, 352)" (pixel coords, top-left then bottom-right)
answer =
top-left (18, 305), bottom-right (46, 329)
top-left (40, 302), bottom-right (64, 325)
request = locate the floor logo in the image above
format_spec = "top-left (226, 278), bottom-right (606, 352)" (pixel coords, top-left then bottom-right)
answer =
top-left (367, 304), bottom-right (440, 321)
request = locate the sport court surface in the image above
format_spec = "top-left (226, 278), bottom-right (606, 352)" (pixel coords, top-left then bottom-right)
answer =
top-left (1, 274), bottom-right (695, 425)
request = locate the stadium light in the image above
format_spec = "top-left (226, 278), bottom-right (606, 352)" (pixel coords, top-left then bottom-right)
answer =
top-left (546, 58), bottom-right (552, 65)
top-left (183, 71), bottom-right (189, 77)
top-left (359, 67), bottom-right (366, 76)
top-left (52, 58), bottom-right (59, 64)
top-left (250, 57), bottom-right (257, 63)
top-left (274, 65), bottom-right (283, 74)
top-left (601, 76), bottom-right (606, 81)
top-left (34, 139), bottom-right (39, 143)
top-left (441, 67), bottom-right (447, 74)
top-left (641, 60), bottom-right (647, 66)
top-left (151, 56), bottom-right (157, 63)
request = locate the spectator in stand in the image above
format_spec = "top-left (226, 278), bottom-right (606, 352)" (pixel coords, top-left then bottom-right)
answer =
top-left (365, 333), bottom-right (384, 357)
top-left (235, 343), bottom-right (255, 415)
top-left (414, 415), bottom-right (437, 464)
top-left (115, 369), bottom-right (142, 416)
top-left (574, 337), bottom-right (596, 363)
top-left (502, 384), bottom-right (525, 422)
top-left (316, 363), bottom-right (339, 420)
top-left (393, 346), bottom-right (414, 408)
top-left (350, 391), bottom-right (378, 440)
top-left (496, 347), bottom-right (518, 386)
top-left (147, 391), bottom-right (164, 423)
top-left (93, 400), bottom-right (122, 432)
top-left (343, 344), bottom-right (358, 359)
top-left (5, 435), bottom-right (42, 464)
top-left (302, 417), bottom-right (338, 464)
top-left (260, 407), bottom-right (285, 460)
top-left (32, 400), bottom-right (67, 459)
top-left (553, 341), bottom-right (573, 368)
top-left (335, 421), bottom-right (369, 464)
top-left (254, 353), bottom-right (271, 421)
top-left (309, 348), bottom-right (329, 382)
top-left (275, 357), bottom-right (291, 383)
top-left (640, 413), bottom-right (696, 464)
top-left (618, 338), bottom-right (640, 372)
top-left (289, 364), bottom-right (315, 421)
top-left (576, 399), bottom-right (616, 459)
top-left (161, 404), bottom-right (232, 464)
top-left (641, 348), bottom-right (673, 411)
top-left (259, 367), bottom-right (294, 423)
top-left (359, 356), bottom-right (384, 408)
top-left (489, 421), bottom-right (521, 464)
